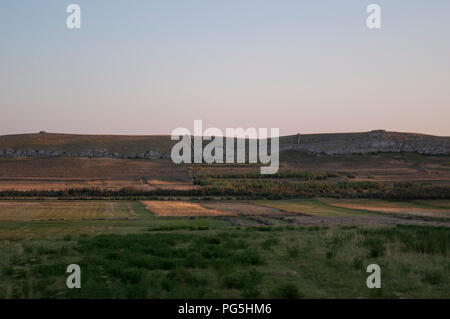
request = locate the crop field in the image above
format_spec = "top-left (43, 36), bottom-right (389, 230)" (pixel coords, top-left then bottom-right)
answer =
top-left (281, 152), bottom-right (450, 184)
top-left (256, 199), bottom-right (369, 217)
top-left (0, 201), bottom-right (149, 221)
top-left (0, 158), bottom-right (190, 181)
top-left (1, 152), bottom-right (450, 194)
top-left (255, 198), bottom-right (450, 220)
top-left (322, 199), bottom-right (450, 220)
top-left (413, 200), bottom-right (450, 209)
top-left (141, 201), bottom-right (235, 217)
top-left (0, 179), bottom-right (157, 191)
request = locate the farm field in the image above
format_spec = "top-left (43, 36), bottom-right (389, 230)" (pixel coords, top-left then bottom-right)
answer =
top-left (0, 158), bottom-right (190, 181)
top-left (141, 201), bottom-right (235, 217)
top-left (0, 199), bottom-right (448, 299)
top-left (413, 200), bottom-right (450, 209)
top-left (256, 198), bottom-right (450, 221)
top-left (255, 199), bottom-right (369, 217)
top-left (281, 152), bottom-right (450, 184)
top-left (1, 152), bottom-right (450, 194)
top-left (0, 201), bottom-right (149, 221)
top-left (0, 179), bottom-right (156, 191)
top-left (322, 199), bottom-right (450, 220)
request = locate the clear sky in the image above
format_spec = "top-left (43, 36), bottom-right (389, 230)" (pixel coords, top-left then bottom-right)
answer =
top-left (1, 1), bottom-right (449, 136)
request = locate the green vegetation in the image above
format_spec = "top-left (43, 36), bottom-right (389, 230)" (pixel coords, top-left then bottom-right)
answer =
top-left (194, 171), bottom-right (335, 182)
top-left (0, 212), bottom-right (449, 298)
top-left (1, 180), bottom-right (449, 200)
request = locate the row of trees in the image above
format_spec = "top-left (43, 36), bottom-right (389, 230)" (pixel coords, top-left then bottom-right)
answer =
top-left (1, 181), bottom-right (449, 200)
top-left (193, 170), bottom-right (335, 183)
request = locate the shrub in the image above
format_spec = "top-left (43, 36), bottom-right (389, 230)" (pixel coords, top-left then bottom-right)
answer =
top-left (352, 257), bottom-right (364, 270)
top-left (261, 238), bottom-right (279, 250)
top-left (422, 270), bottom-right (442, 285)
top-left (286, 246), bottom-right (300, 258)
top-left (222, 268), bottom-right (263, 289)
top-left (273, 283), bottom-right (301, 299)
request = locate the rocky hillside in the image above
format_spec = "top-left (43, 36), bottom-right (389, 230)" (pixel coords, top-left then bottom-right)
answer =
top-left (0, 130), bottom-right (449, 159)
top-left (281, 130), bottom-right (450, 155)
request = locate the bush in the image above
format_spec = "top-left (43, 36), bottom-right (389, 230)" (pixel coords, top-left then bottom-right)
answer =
top-left (233, 249), bottom-right (265, 266)
top-left (261, 238), bottom-right (279, 250)
top-left (273, 283), bottom-right (302, 299)
top-left (422, 270), bottom-right (442, 285)
top-left (286, 246), bottom-right (300, 258)
top-left (222, 268), bottom-right (263, 289)
top-left (352, 257), bottom-right (364, 270)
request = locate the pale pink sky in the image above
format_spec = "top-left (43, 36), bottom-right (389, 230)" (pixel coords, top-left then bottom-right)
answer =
top-left (1, 1), bottom-right (449, 136)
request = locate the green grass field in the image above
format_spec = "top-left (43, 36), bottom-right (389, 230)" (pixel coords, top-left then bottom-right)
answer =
top-left (0, 199), bottom-right (449, 299)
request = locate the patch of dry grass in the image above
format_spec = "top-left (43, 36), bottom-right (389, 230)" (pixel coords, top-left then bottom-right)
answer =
top-left (256, 199), bottom-right (363, 217)
top-left (322, 199), bottom-right (450, 219)
top-left (141, 201), bottom-right (235, 217)
top-left (0, 201), bottom-right (137, 221)
top-left (0, 179), bottom-right (155, 191)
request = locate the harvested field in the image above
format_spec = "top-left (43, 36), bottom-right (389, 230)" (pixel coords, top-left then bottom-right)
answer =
top-left (141, 201), bottom-right (235, 217)
top-left (281, 151), bottom-right (450, 184)
top-left (0, 157), bottom-right (196, 192)
top-left (144, 179), bottom-right (200, 191)
top-left (200, 201), bottom-right (291, 217)
top-left (323, 199), bottom-right (450, 219)
top-left (0, 179), bottom-right (156, 191)
top-left (0, 201), bottom-right (144, 221)
top-left (413, 200), bottom-right (450, 209)
top-left (256, 199), bottom-right (367, 217)
top-left (0, 158), bottom-right (190, 181)
top-left (202, 200), bottom-right (450, 228)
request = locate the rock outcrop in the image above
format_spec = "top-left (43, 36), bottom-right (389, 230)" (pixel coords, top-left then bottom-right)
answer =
top-left (282, 130), bottom-right (450, 155)
top-left (0, 148), bottom-right (164, 159)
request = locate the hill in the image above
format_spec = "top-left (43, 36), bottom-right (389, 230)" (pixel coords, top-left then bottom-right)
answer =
top-left (0, 130), bottom-right (449, 159)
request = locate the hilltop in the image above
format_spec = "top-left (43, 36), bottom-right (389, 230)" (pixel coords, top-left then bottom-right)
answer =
top-left (0, 130), bottom-right (449, 159)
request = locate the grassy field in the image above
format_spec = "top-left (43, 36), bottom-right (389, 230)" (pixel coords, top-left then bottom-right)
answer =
top-left (0, 199), bottom-right (449, 299)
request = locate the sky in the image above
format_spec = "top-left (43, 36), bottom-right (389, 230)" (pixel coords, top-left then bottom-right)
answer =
top-left (0, 0), bottom-right (449, 136)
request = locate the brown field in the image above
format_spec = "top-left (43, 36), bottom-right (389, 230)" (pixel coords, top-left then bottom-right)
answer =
top-left (0, 201), bottom-right (140, 221)
top-left (413, 200), bottom-right (450, 209)
top-left (0, 157), bottom-right (190, 180)
top-left (141, 201), bottom-right (235, 217)
top-left (322, 199), bottom-right (450, 219)
top-left (200, 201), bottom-right (290, 217)
top-left (201, 200), bottom-right (450, 228)
top-left (143, 179), bottom-right (200, 191)
top-left (281, 151), bottom-right (450, 184)
top-left (0, 179), bottom-right (156, 191)
top-left (190, 152), bottom-right (450, 184)
top-left (1, 151), bottom-right (449, 194)
top-left (0, 157), bottom-right (193, 191)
